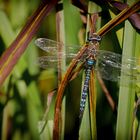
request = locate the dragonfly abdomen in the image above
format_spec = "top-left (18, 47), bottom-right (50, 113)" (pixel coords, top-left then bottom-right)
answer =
top-left (79, 58), bottom-right (96, 119)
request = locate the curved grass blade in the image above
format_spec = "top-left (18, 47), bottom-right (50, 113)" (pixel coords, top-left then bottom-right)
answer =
top-left (109, 1), bottom-right (140, 30)
top-left (0, 0), bottom-right (59, 85)
top-left (53, 43), bottom-right (89, 140)
top-left (97, 1), bottom-right (140, 36)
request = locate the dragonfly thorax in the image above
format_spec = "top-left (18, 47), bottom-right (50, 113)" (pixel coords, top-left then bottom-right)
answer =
top-left (87, 33), bottom-right (101, 59)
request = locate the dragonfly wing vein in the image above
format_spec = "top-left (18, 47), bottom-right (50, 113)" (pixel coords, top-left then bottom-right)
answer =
top-left (35, 38), bottom-right (81, 58)
top-left (96, 50), bottom-right (122, 81)
top-left (96, 50), bottom-right (140, 83)
top-left (36, 56), bottom-right (58, 69)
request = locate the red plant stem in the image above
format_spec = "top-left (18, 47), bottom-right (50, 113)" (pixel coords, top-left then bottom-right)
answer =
top-left (97, 72), bottom-right (115, 110)
top-left (53, 44), bottom-right (89, 140)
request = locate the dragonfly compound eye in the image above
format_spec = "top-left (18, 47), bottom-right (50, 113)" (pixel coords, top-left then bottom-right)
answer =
top-left (87, 33), bottom-right (101, 42)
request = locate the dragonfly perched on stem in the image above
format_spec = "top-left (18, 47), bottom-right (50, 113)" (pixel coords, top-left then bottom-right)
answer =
top-left (35, 36), bottom-right (140, 85)
top-left (35, 33), bottom-right (140, 129)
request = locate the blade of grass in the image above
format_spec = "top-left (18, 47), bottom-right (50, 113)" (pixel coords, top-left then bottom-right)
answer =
top-left (0, 0), bottom-right (59, 85)
top-left (116, 21), bottom-right (136, 140)
top-left (89, 69), bottom-right (97, 140)
top-left (109, 0), bottom-right (140, 30)
top-left (116, 1), bottom-right (137, 139)
top-left (0, 2), bottom-right (39, 102)
top-left (133, 21), bottom-right (140, 140)
top-left (56, 0), bottom-right (66, 139)
top-left (97, 0), bottom-right (140, 36)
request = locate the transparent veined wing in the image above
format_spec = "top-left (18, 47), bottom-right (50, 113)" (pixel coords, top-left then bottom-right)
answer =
top-left (96, 50), bottom-right (140, 83)
top-left (35, 38), bottom-right (87, 69)
top-left (35, 38), bottom-right (81, 58)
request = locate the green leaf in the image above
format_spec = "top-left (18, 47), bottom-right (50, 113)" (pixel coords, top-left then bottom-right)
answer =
top-left (116, 20), bottom-right (136, 140)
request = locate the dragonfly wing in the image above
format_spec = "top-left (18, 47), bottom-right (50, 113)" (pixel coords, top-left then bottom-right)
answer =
top-left (96, 50), bottom-right (140, 83)
top-left (36, 56), bottom-right (58, 69)
top-left (96, 50), bottom-right (122, 82)
top-left (35, 38), bottom-right (62, 53)
top-left (121, 56), bottom-right (140, 83)
top-left (35, 38), bottom-right (81, 59)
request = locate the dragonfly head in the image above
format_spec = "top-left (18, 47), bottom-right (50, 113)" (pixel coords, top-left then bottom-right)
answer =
top-left (87, 33), bottom-right (101, 43)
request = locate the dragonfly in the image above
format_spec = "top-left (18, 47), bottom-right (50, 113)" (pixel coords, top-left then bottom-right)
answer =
top-left (35, 34), bottom-right (140, 123)
top-left (35, 37), bottom-right (140, 83)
